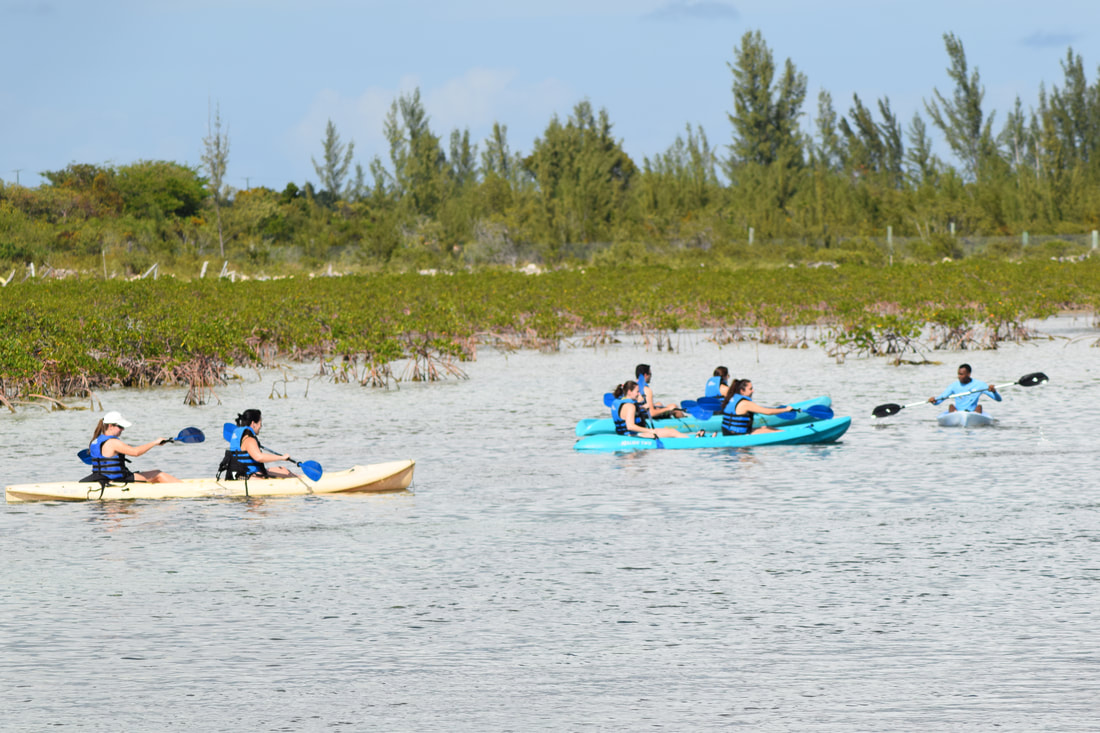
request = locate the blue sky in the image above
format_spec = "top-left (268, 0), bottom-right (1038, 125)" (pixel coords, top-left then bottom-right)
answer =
top-left (2, 0), bottom-right (1095, 190)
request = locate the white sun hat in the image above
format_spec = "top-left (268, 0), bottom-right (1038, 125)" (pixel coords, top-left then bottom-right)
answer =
top-left (102, 411), bottom-right (133, 428)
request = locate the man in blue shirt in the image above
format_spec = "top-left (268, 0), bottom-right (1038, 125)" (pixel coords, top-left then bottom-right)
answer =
top-left (929, 363), bottom-right (1001, 413)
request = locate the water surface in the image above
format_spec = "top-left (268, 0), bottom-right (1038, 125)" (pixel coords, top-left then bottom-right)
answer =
top-left (3, 317), bottom-right (1099, 731)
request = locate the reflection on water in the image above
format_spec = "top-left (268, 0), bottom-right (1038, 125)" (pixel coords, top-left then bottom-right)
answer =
top-left (2, 318), bottom-right (1099, 731)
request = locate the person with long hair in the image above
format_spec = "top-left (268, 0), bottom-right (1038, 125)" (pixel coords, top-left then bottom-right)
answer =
top-left (704, 366), bottom-right (730, 398)
top-left (219, 409), bottom-right (295, 479)
top-left (611, 381), bottom-right (701, 439)
top-left (719, 379), bottom-right (791, 436)
top-left (85, 411), bottom-right (179, 483)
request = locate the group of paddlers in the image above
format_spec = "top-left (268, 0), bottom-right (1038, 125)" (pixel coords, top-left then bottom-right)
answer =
top-left (609, 364), bottom-right (793, 440)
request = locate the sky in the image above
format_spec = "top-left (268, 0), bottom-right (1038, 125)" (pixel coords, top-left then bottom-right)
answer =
top-left (2, 0), bottom-right (1096, 190)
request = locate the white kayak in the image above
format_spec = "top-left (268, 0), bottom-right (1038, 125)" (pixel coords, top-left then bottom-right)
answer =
top-left (936, 411), bottom-right (993, 428)
top-left (5, 460), bottom-right (415, 503)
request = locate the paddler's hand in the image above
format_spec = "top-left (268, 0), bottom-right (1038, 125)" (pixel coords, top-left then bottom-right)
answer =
top-left (157, 437), bottom-right (169, 445)
top-left (927, 397), bottom-right (937, 404)
top-left (989, 384), bottom-right (997, 392)
top-left (280, 454), bottom-right (291, 462)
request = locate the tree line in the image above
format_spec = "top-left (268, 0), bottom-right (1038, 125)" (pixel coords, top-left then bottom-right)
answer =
top-left (2, 31), bottom-right (1098, 275)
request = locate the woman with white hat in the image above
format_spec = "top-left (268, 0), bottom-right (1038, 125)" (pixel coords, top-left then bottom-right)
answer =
top-left (86, 411), bottom-right (179, 483)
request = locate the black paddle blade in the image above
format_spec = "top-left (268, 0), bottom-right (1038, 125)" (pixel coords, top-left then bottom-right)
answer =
top-left (871, 403), bottom-right (903, 418)
top-left (1018, 372), bottom-right (1049, 387)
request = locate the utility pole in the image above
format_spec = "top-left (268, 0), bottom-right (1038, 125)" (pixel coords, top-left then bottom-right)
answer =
top-left (12, 169), bottom-right (22, 185)
top-left (241, 176), bottom-right (250, 189)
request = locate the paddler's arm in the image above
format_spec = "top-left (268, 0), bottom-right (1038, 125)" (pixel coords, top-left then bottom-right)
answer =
top-left (621, 404), bottom-right (658, 438)
top-left (742, 403), bottom-right (791, 416)
top-left (928, 384), bottom-right (956, 404)
top-left (106, 437), bottom-right (168, 458)
top-left (243, 436), bottom-right (290, 465)
top-left (644, 386), bottom-right (679, 417)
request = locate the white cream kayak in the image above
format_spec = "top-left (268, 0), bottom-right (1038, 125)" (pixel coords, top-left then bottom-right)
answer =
top-left (936, 411), bottom-right (994, 428)
top-left (5, 460), bottom-right (415, 503)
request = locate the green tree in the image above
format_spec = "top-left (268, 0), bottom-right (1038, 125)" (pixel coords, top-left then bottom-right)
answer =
top-left (725, 30), bottom-right (807, 171)
top-left (312, 119), bottom-right (355, 199)
top-left (639, 123), bottom-right (719, 219)
top-left (724, 30), bottom-right (807, 218)
top-left (449, 128), bottom-right (478, 189)
top-left (480, 122), bottom-right (525, 185)
top-left (813, 90), bottom-right (843, 172)
top-left (115, 161), bottom-right (207, 220)
top-left (905, 113), bottom-right (939, 185)
top-left (201, 101), bottom-right (230, 257)
top-left (924, 32), bottom-right (995, 180)
top-left (380, 88), bottom-right (449, 218)
top-left (524, 100), bottom-right (636, 251)
top-left (1047, 48), bottom-right (1100, 170)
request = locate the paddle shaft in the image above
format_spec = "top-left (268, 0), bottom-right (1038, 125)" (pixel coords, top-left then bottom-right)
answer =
top-left (872, 371), bottom-right (1048, 418)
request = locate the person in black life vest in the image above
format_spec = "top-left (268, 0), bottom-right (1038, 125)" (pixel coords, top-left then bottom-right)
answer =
top-left (221, 409), bottom-right (295, 479)
top-left (86, 411), bottom-right (179, 483)
top-left (634, 364), bottom-right (685, 420)
top-left (719, 379), bottom-right (791, 436)
top-left (610, 382), bottom-right (701, 439)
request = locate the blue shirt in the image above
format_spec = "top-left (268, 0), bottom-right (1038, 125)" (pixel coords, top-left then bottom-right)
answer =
top-left (936, 379), bottom-right (1002, 412)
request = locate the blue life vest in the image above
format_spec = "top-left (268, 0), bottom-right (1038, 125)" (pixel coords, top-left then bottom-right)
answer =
top-left (611, 398), bottom-right (636, 435)
top-left (704, 376), bottom-right (725, 398)
top-left (88, 433), bottom-right (133, 481)
top-left (721, 395), bottom-right (754, 435)
top-left (220, 426), bottom-right (267, 479)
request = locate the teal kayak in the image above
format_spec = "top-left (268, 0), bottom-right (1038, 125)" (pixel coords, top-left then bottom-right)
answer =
top-left (574, 395), bottom-right (833, 437)
top-left (573, 416), bottom-right (851, 452)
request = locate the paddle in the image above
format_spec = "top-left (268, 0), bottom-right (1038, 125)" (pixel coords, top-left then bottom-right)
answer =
top-left (871, 371), bottom-right (1049, 418)
top-left (775, 405), bottom-right (835, 421)
top-left (221, 422), bottom-right (323, 480)
top-left (685, 401), bottom-right (832, 422)
top-left (78, 427), bottom-right (205, 464)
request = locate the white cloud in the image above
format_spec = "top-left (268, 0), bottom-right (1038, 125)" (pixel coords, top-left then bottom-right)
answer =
top-left (288, 68), bottom-right (574, 176)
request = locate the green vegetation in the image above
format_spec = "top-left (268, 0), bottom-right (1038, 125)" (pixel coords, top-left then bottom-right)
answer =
top-left (2, 32), bottom-right (1100, 277)
top-left (2, 31), bottom-right (1099, 409)
top-left (1, 261), bottom-right (1096, 408)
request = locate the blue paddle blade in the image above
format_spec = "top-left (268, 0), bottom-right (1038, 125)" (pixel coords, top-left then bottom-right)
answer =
top-left (222, 422), bottom-right (235, 441)
top-left (685, 404), bottom-right (714, 420)
top-left (776, 405), bottom-right (834, 421)
top-left (603, 392), bottom-right (614, 407)
top-left (174, 427), bottom-right (205, 444)
top-left (298, 460), bottom-right (323, 481)
top-left (77, 449), bottom-right (92, 465)
top-left (802, 405), bottom-right (834, 420)
top-left (696, 396), bottom-right (722, 411)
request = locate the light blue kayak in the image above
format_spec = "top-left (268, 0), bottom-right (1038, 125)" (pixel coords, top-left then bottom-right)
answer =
top-left (574, 416), bottom-right (851, 453)
top-left (574, 395), bottom-right (833, 437)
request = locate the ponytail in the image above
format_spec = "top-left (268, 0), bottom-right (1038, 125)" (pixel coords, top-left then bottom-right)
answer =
top-left (613, 380), bottom-right (638, 399)
top-left (721, 378), bottom-right (751, 410)
top-left (236, 409), bottom-right (263, 427)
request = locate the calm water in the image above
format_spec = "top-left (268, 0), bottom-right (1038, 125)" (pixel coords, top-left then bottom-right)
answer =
top-left (3, 317), bottom-right (1099, 731)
